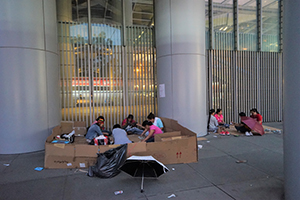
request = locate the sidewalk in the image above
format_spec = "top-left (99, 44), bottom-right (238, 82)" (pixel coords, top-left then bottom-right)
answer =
top-left (0, 122), bottom-right (283, 200)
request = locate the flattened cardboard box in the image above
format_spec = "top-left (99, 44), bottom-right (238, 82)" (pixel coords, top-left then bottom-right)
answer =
top-left (45, 118), bottom-right (198, 169)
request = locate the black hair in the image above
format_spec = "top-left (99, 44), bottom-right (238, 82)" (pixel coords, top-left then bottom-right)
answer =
top-left (207, 109), bottom-right (215, 129)
top-left (113, 124), bottom-right (121, 129)
top-left (127, 114), bottom-right (134, 119)
top-left (96, 116), bottom-right (105, 121)
top-left (142, 120), bottom-right (153, 127)
top-left (250, 108), bottom-right (259, 114)
top-left (216, 108), bottom-right (222, 114)
top-left (147, 112), bottom-right (155, 120)
top-left (239, 112), bottom-right (246, 117)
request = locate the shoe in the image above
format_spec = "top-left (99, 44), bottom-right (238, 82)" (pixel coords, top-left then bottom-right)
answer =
top-left (245, 131), bottom-right (250, 136)
top-left (220, 131), bottom-right (226, 136)
top-left (225, 131), bottom-right (230, 136)
top-left (249, 132), bottom-right (253, 136)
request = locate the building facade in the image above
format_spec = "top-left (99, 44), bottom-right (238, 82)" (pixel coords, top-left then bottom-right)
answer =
top-left (0, 0), bottom-right (282, 150)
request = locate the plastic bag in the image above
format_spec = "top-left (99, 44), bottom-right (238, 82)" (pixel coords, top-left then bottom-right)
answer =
top-left (88, 144), bottom-right (127, 178)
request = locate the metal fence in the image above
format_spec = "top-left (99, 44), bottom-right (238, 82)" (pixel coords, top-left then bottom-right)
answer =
top-left (58, 22), bottom-right (156, 129)
top-left (207, 49), bottom-right (282, 123)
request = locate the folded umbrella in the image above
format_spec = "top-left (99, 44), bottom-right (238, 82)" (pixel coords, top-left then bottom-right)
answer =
top-left (241, 116), bottom-right (265, 135)
top-left (119, 155), bottom-right (169, 192)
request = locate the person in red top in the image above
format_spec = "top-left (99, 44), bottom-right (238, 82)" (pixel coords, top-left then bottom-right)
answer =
top-left (250, 108), bottom-right (263, 124)
top-left (121, 114), bottom-right (136, 128)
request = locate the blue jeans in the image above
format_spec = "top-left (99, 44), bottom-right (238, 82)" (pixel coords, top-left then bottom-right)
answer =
top-left (146, 137), bottom-right (154, 143)
top-left (126, 127), bottom-right (144, 135)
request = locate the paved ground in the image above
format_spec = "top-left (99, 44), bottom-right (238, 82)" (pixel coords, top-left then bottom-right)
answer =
top-left (0, 122), bottom-right (283, 200)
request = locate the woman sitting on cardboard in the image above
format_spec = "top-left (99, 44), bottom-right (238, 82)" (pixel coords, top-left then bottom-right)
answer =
top-left (141, 121), bottom-right (163, 143)
top-left (112, 124), bottom-right (132, 145)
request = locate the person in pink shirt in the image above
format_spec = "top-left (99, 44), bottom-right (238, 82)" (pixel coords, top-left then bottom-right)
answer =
top-left (141, 121), bottom-right (163, 143)
top-left (214, 109), bottom-right (230, 128)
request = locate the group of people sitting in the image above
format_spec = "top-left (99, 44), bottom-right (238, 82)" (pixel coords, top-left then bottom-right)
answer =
top-left (208, 108), bottom-right (230, 135)
top-left (85, 113), bottom-right (164, 145)
top-left (208, 108), bottom-right (263, 136)
top-left (232, 108), bottom-right (263, 136)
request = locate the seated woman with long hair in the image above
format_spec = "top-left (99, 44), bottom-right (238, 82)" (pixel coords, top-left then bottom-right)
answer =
top-left (208, 109), bottom-right (229, 135)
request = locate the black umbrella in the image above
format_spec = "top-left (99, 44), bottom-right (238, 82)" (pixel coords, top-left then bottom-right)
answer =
top-left (119, 155), bottom-right (169, 192)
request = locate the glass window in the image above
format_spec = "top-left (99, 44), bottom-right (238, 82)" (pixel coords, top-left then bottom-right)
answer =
top-left (132, 1), bottom-right (154, 26)
top-left (72, 0), bottom-right (122, 24)
top-left (72, 0), bottom-right (88, 23)
top-left (213, 0), bottom-right (234, 50)
top-left (262, 0), bottom-right (279, 52)
top-left (238, 0), bottom-right (257, 51)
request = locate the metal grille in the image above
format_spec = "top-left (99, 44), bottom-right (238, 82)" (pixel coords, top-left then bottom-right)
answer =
top-left (58, 22), bottom-right (156, 129)
top-left (125, 26), bottom-right (157, 124)
top-left (208, 49), bottom-right (282, 123)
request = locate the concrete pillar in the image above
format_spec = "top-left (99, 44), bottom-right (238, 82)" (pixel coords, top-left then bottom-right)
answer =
top-left (124, 0), bottom-right (132, 26)
top-left (0, 0), bottom-right (60, 154)
top-left (56, 0), bottom-right (72, 21)
top-left (155, 0), bottom-right (207, 136)
top-left (283, 1), bottom-right (300, 199)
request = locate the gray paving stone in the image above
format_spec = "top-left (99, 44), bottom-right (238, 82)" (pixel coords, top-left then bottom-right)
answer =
top-left (137, 163), bottom-right (212, 196)
top-left (207, 137), bottom-right (265, 156)
top-left (63, 172), bottom-right (145, 200)
top-left (0, 176), bottom-right (65, 200)
top-left (219, 177), bottom-right (284, 200)
top-left (189, 155), bottom-right (268, 185)
top-left (197, 143), bottom-right (228, 159)
top-left (0, 151), bottom-right (75, 184)
top-left (147, 186), bottom-right (234, 200)
top-left (233, 149), bottom-right (284, 179)
top-left (240, 134), bottom-right (283, 154)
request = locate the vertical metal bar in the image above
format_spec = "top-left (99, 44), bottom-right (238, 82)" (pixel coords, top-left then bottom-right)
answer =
top-left (79, 23), bottom-right (84, 121)
top-left (233, 51), bottom-right (238, 122)
top-left (109, 24), bottom-right (113, 130)
top-left (257, 0), bottom-right (262, 51)
top-left (69, 24), bottom-right (74, 121)
top-left (141, 28), bottom-right (145, 120)
top-left (145, 28), bottom-right (149, 116)
top-left (127, 26), bottom-right (131, 117)
top-left (60, 23), bottom-right (66, 121)
top-left (150, 28), bottom-right (154, 115)
top-left (133, 27), bottom-right (137, 122)
top-left (66, 23), bottom-right (71, 121)
top-left (87, 0), bottom-right (92, 45)
top-left (122, 44), bottom-right (127, 119)
top-left (147, 28), bottom-right (150, 118)
top-left (129, 26), bottom-right (133, 117)
top-left (234, 0), bottom-right (239, 51)
top-left (279, 53), bottom-right (282, 121)
top-left (138, 27), bottom-right (142, 122)
top-left (208, 0), bottom-right (214, 49)
top-left (72, 24), bottom-right (78, 121)
top-left (279, 0), bottom-right (283, 52)
top-left (122, 0), bottom-right (126, 47)
top-left (96, 24), bottom-right (100, 120)
top-left (88, 44), bottom-right (93, 125)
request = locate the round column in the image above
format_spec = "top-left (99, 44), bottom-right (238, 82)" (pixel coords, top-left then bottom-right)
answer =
top-left (283, 0), bottom-right (300, 199)
top-left (155, 0), bottom-right (207, 136)
top-left (56, 0), bottom-right (72, 21)
top-left (0, 0), bottom-right (60, 154)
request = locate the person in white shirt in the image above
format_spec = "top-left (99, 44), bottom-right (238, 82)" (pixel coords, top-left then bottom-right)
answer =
top-left (147, 112), bottom-right (164, 131)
